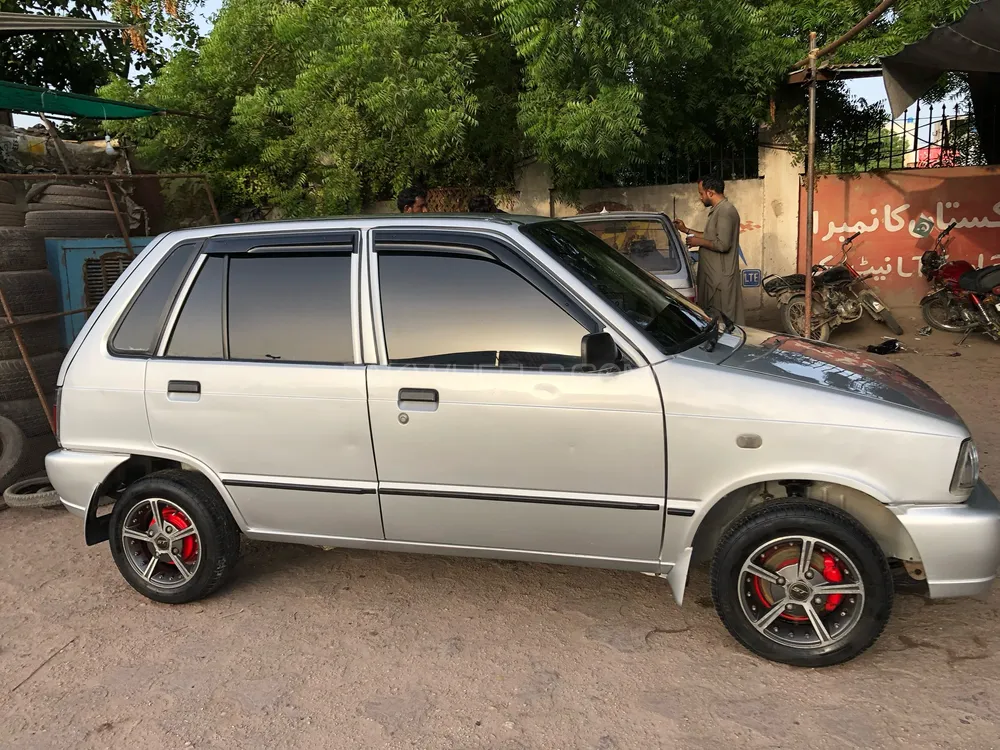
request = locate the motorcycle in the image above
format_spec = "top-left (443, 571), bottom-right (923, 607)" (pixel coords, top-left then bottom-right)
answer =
top-left (763, 231), bottom-right (903, 342)
top-left (919, 221), bottom-right (1000, 341)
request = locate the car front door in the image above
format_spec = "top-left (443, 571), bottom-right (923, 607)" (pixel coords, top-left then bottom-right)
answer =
top-left (365, 229), bottom-right (666, 565)
top-left (144, 231), bottom-right (382, 543)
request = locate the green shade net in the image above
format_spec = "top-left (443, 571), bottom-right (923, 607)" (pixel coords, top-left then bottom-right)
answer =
top-left (0, 80), bottom-right (163, 119)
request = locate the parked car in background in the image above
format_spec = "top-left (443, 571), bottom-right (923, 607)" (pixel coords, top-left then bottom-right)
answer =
top-left (567, 211), bottom-right (697, 302)
top-left (48, 215), bottom-right (999, 668)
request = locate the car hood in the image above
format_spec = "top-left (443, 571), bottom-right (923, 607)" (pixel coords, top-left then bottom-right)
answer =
top-left (717, 328), bottom-right (960, 423)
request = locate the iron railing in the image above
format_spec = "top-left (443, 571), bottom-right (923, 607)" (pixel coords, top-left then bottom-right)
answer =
top-left (817, 101), bottom-right (991, 173)
top-left (594, 137), bottom-right (761, 188)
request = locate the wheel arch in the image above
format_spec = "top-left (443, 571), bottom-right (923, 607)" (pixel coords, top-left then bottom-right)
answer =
top-left (84, 449), bottom-right (247, 545)
top-left (664, 473), bottom-right (921, 606)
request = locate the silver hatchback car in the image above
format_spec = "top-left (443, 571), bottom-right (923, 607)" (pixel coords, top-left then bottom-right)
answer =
top-left (48, 215), bottom-right (999, 667)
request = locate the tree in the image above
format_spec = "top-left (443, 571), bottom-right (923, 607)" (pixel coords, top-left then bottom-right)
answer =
top-left (0, 0), bottom-right (201, 94)
top-left (104, 0), bottom-right (525, 214)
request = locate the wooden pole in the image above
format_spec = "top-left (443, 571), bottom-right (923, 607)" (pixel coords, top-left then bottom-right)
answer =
top-left (202, 179), bottom-right (221, 224)
top-left (0, 288), bottom-right (55, 435)
top-left (104, 178), bottom-right (135, 256)
top-left (791, 0), bottom-right (896, 70)
top-left (804, 31), bottom-right (818, 340)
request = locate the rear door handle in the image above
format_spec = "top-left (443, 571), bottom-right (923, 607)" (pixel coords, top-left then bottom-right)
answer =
top-left (168, 380), bottom-right (201, 395)
top-left (398, 388), bottom-right (438, 411)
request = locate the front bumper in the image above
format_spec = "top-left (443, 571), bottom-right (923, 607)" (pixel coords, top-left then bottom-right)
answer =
top-left (45, 449), bottom-right (129, 520)
top-left (893, 479), bottom-right (1000, 598)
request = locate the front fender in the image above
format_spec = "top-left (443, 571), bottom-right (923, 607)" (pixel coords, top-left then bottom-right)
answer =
top-left (919, 287), bottom-right (948, 306)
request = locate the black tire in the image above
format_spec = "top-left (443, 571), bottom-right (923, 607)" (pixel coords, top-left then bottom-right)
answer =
top-left (0, 415), bottom-right (26, 495)
top-left (43, 184), bottom-right (109, 199)
top-left (25, 204), bottom-right (72, 213)
top-left (0, 270), bottom-right (59, 315)
top-left (0, 317), bottom-right (61, 360)
top-left (0, 351), bottom-right (62, 401)
top-left (922, 296), bottom-right (974, 332)
top-left (711, 499), bottom-right (893, 667)
top-left (781, 294), bottom-right (831, 342)
top-left (879, 308), bottom-right (904, 336)
top-left (12, 432), bottom-right (56, 483)
top-left (0, 181), bottom-right (15, 204)
top-left (3, 476), bottom-right (59, 508)
top-left (37, 194), bottom-right (113, 211)
top-left (24, 210), bottom-right (121, 238)
top-left (0, 228), bottom-right (47, 272)
top-left (109, 470), bottom-right (241, 604)
top-left (0, 205), bottom-right (24, 228)
top-left (0, 393), bottom-right (55, 438)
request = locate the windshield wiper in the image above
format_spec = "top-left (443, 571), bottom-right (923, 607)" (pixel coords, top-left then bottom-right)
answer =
top-left (701, 313), bottom-right (723, 352)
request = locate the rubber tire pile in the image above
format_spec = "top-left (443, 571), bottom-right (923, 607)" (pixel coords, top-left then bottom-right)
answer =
top-left (0, 180), bottom-right (63, 510)
top-left (24, 182), bottom-right (122, 238)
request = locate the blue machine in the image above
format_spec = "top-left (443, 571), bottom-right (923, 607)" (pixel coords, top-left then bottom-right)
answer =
top-left (45, 238), bottom-right (153, 349)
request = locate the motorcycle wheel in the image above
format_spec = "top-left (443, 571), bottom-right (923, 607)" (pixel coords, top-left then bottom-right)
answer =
top-left (921, 296), bottom-right (975, 333)
top-left (879, 309), bottom-right (904, 336)
top-left (782, 294), bottom-right (831, 342)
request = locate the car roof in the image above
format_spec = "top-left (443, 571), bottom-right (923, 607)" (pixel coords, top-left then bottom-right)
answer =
top-left (568, 211), bottom-right (670, 221)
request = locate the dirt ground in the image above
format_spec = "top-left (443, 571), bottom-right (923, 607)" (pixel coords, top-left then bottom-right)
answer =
top-left (2, 308), bottom-right (1000, 750)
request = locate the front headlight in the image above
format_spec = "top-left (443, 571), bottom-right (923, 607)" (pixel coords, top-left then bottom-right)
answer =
top-left (951, 439), bottom-right (979, 494)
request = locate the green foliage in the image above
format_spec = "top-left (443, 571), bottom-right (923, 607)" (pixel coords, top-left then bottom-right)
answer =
top-left (104, 0), bottom-right (976, 212)
top-left (0, 0), bottom-right (201, 93)
top-left (106, 0), bottom-right (523, 214)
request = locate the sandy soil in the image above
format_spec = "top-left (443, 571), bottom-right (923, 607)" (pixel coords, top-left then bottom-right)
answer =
top-left (1, 309), bottom-right (999, 750)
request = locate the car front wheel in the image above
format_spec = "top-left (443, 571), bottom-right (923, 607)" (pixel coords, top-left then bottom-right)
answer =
top-left (711, 500), bottom-right (893, 667)
top-left (109, 470), bottom-right (241, 604)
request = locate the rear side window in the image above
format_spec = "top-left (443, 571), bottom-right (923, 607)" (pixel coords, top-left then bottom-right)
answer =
top-left (111, 242), bottom-right (198, 355)
top-left (165, 256), bottom-right (225, 359)
top-left (227, 254), bottom-right (354, 363)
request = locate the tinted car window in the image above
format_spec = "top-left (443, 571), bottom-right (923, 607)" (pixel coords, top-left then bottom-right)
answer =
top-left (576, 218), bottom-right (682, 274)
top-left (521, 221), bottom-right (711, 355)
top-left (166, 256), bottom-right (224, 359)
top-left (111, 242), bottom-right (198, 355)
top-left (228, 254), bottom-right (353, 363)
top-left (379, 253), bottom-right (587, 368)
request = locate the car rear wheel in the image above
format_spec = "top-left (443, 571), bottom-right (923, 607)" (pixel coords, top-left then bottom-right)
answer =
top-left (109, 470), bottom-right (240, 604)
top-left (711, 500), bottom-right (892, 667)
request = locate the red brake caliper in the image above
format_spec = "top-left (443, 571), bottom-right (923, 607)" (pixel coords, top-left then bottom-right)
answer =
top-left (821, 554), bottom-right (843, 612)
top-left (158, 508), bottom-right (197, 563)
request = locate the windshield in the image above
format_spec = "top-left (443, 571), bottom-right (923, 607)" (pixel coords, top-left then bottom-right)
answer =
top-left (521, 220), bottom-right (713, 354)
top-left (572, 217), bottom-right (682, 274)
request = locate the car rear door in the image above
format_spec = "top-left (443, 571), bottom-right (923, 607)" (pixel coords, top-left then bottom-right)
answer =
top-left (144, 230), bottom-right (382, 542)
top-left (364, 228), bottom-right (666, 565)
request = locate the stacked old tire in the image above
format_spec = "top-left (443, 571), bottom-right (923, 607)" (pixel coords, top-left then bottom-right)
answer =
top-left (0, 179), bottom-right (62, 509)
top-left (24, 182), bottom-right (121, 237)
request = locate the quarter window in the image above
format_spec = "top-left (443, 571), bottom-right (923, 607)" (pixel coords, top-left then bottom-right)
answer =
top-left (378, 252), bottom-right (588, 368)
top-left (166, 256), bottom-right (225, 359)
top-left (111, 242), bottom-right (198, 355)
top-left (227, 254), bottom-right (354, 363)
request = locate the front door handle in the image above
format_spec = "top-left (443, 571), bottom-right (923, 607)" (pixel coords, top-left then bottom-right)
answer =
top-left (168, 380), bottom-right (201, 395)
top-left (398, 388), bottom-right (438, 411)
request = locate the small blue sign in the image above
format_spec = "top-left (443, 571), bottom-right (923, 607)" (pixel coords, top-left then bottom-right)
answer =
top-left (742, 268), bottom-right (762, 288)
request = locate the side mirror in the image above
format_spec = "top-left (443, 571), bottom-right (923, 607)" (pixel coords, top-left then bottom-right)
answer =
top-left (581, 332), bottom-right (619, 371)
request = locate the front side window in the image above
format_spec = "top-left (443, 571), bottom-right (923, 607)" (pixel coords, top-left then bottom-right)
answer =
top-left (378, 252), bottom-right (589, 368)
top-left (111, 242), bottom-right (198, 355)
top-left (227, 254), bottom-right (354, 363)
top-left (521, 220), bottom-right (712, 355)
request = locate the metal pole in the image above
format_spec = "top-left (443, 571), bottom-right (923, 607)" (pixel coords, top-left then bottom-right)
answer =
top-left (104, 177), bottom-right (135, 256)
top-left (804, 31), bottom-right (818, 339)
top-left (0, 288), bottom-right (55, 436)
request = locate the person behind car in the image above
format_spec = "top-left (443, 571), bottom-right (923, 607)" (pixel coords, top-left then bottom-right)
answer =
top-left (468, 194), bottom-right (504, 213)
top-left (397, 186), bottom-right (429, 213)
top-left (673, 176), bottom-right (745, 325)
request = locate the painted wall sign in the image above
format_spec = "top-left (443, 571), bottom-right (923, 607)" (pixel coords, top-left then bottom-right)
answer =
top-left (798, 167), bottom-right (1000, 304)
